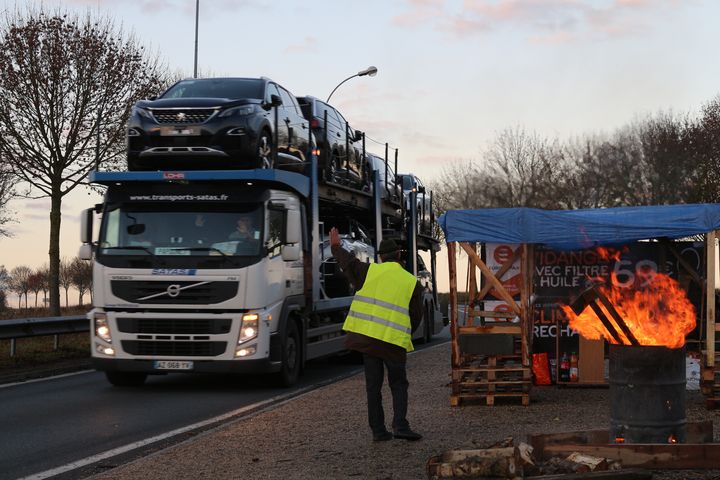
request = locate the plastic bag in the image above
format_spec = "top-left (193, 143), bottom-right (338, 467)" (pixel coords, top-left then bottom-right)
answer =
top-left (532, 352), bottom-right (552, 385)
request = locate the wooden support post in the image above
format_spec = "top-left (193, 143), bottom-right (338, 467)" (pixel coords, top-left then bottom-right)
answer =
top-left (448, 242), bottom-right (460, 368)
top-left (460, 242), bottom-right (521, 315)
top-left (468, 243), bottom-right (478, 325)
top-left (520, 244), bottom-right (532, 367)
top-left (706, 230), bottom-right (716, 369)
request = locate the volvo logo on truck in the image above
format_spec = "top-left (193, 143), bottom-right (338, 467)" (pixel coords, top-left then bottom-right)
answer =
top-left (166, 284), bottom-right (181, 298)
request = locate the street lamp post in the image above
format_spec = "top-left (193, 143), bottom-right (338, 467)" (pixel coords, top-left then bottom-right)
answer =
top-left (326, 66), bottom-right (378, 103)
top-left (193, 0), bottom-right (200, 78)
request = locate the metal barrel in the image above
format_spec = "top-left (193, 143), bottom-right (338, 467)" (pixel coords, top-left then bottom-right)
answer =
top-left (609, 344), bottom-right (686, 443)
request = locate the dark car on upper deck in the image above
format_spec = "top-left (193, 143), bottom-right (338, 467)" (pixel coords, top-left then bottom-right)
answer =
top-left (127, 77), bottom-right (312, 171)
top-left (295, 95), bottom-right (365, 188)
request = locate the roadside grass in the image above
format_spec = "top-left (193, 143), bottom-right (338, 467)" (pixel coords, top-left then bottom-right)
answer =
top-left (0, 306), bottom-right (91, 372)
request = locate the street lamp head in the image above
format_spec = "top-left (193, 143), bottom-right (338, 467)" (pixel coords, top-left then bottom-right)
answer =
top-left (326, 66), bottom-right (378, 102)
top-left (358, 66), bottom-right (378, 77)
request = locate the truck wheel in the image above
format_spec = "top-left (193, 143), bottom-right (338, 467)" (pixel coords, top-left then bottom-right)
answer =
top-left (276, 320), bottom-right (301, 387)
top-left (105, 371), bottom-right (147, 387)
top-left (257, 131), bottom-right (274, 169)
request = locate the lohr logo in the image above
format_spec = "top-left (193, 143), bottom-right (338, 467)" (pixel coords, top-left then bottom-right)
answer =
top-left (152, 268), bottom-right (197, 276)
top-left (162, 172), bottom-right (185, 180)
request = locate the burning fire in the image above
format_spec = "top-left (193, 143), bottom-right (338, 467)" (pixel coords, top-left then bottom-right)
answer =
top-left (561, 272), bottom-right (696, 348)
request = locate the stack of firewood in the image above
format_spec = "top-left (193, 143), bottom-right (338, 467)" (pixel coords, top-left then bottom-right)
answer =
top-left (427, 438), bottom-right (650, 479)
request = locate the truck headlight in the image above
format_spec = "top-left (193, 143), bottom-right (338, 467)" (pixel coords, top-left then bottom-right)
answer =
top-left (94, 313), bottom-right (112, 343)
top-left (95, 342), bottom-right (115, 356)
top-left (235, 345), bottom-right (257, 357)
top-left (238, 313), bottom-right (259, 343)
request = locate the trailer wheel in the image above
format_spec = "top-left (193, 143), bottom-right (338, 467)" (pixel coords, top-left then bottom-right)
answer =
top-left (276, 319), bottom-right (301, 387)
top-left (257, 130), bottom-right (274, 169)
top-left (105, 371), bottom-right (147, 387)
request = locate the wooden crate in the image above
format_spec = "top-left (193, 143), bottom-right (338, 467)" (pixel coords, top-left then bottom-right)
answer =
top-left (448, 242), bottom-right (534, 407)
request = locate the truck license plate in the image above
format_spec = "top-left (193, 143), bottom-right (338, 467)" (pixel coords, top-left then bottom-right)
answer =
top-left (153, 360), bottom-right (194, 370)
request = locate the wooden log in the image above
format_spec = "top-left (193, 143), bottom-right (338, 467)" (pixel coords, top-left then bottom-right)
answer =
top-left (541, 456), bottom-right (591, 475)
top-left (527, 420), bottom-right (713, 453)
top-left (526, 468), bottom-right (652, 480)
top-left (566, 452), bottom-right (608, 471)
top-left (428, 443), bottom-right (535, 479)
top-left (541, 443), bottom-right (720, 469)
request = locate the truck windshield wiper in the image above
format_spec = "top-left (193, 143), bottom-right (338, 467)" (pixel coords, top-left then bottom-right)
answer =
top-left (103, 246), bottom-right (156, 257)
top-left (166, 246), bottom-right (229, 258)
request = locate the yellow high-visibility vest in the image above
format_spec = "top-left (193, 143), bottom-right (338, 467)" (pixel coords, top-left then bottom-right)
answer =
top-left (343, 262), bottom-right (417, 352)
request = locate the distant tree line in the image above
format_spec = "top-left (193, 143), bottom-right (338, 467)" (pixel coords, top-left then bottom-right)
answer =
top-left (431, 95), bottom-right (720, 219)
top-left (0, 257), bottom-right (92, 311)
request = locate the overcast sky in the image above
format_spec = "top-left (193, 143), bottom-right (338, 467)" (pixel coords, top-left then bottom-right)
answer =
top-left (1, 0), bottom-right (719, 291)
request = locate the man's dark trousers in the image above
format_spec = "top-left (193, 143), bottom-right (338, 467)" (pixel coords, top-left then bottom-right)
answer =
top-left (363, 353), bottom-right (409, 434)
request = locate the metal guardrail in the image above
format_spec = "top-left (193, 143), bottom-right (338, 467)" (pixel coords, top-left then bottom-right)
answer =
top-left (0, 315), bottom-right (88, 356)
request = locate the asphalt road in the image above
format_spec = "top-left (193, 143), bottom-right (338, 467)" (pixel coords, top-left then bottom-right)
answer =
top-left (1, 331), bottom-right (449, 480)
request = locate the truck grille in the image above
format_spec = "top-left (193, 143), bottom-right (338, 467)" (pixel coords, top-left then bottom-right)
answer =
top-left (111, 281), bottom-right (238, 304)
top-left (117, 318), bottom-right (232, 335)
top-left (121, 340), bottom-right (226, 356)
top-left (151, 109), bottom-right (217, 124)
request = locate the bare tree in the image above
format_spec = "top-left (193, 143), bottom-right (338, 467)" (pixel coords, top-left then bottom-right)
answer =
top-left (0, 265), bottom-right (9, 311)
top-left (0, 9), bottom-right (168, 315)
top-left (692, 95), bottom-right (720, 202)
top-left (0, 162), bottom-right (15, 237)
top-left (38, 264), bottom-right (50, 308)
top-left (431, 160), bottom-right (489, 214)
top-left (69, 258), bottom-right (92, 306)
top-left (27, 268), bottom-right (49, 308)
top-left (637, 111), bottom-right (698, 205)
top-left (59, 257), bottom-right (73, 307)
top-left (9, 265), bottom-right (31, 309)
top-left (483, 127), bottom-right (563, 208)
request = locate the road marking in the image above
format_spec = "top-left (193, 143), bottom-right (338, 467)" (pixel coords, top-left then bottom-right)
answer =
top-left (16, 370), bottom-right (362, 480)
top-left (18, 338), bottom-right (450, 479)
top-left (0, 369), bottom-right (94, 389)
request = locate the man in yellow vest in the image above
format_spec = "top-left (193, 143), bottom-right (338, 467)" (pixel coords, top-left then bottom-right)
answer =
top-left (330, 227), bottom-right (423, 442)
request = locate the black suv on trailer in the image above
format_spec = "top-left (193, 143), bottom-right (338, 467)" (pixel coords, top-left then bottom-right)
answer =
top-left (127, 77), bottom-right (312, 171)
top-left (296, 95), bottom-right (365, 188)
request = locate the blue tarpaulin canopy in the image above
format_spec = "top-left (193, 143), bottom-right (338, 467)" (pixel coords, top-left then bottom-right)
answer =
top-left (439, 204), bottom-right (720, 250)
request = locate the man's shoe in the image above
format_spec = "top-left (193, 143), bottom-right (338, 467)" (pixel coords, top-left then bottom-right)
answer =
top-left (393, 429), bottom-right (422, 441)
top-left (373, 431), bottom-right (393, 442)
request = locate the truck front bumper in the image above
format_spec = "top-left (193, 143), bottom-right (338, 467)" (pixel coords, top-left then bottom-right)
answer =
top-left (92, 357), bottom-right (281, 374)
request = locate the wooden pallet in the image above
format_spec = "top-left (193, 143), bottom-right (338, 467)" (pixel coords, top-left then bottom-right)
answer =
top-left (450, 390), bottom-right (530, 407)
top-left (451, 354), bottom-right (531, 406)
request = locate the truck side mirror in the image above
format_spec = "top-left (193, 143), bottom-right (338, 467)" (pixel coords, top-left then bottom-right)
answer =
top-left (281, 244), bottom-right (301, 261)
top-left (285, 209), bottom-right (301, 244)
top-left (80, 208), bottom-right (93, 244)
top-left (353, 130), bottom-right (363, 142)
top-left (270, 94), bottom-right (283, 107)
top-left (78, 244), bottom-right (93, 260)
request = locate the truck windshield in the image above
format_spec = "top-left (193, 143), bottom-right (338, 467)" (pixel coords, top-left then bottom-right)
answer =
top-left (98, 204), bottom-right (264, 258)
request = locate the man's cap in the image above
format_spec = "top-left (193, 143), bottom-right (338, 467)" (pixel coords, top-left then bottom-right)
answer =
top-left (377, 238), bottom-right (401, 255)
